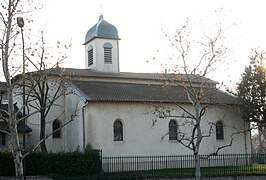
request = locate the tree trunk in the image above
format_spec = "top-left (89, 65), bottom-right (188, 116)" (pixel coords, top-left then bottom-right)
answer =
top-left (3, 1), bottom-right (25, 179)
top-left (40, 111), bottom-right (47, 153)
top-left (8, 89), bottom-right (24, 179)
top-left (195, 126), bottom-right (202, 180)
top-left (12, 148), bottom-right (23, 180)
top-left (194, 104), bottom-right (202, 180)
top-left (194, 153), bottom-right (201, 180)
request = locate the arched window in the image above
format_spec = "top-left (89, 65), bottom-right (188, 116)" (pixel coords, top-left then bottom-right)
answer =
top-left (103, 42), bottom-right (113, 64)
top-left (52, 119), bottom-right (61, 138)
top-left (113, 120), bottom-right (123, 141)
top-left (0, 133), bottom-right (6, 147)
top-left (88, 45), bottom-right (93, 66)
top-left (169, 119), bottom-right (178, 141)
top-left (216, 121), bottom-right (224, 140)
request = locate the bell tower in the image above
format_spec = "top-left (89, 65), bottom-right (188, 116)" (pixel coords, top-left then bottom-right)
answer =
top-left (84, 15), bottom-right (120, 73)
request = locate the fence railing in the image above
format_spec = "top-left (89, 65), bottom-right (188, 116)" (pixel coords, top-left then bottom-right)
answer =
top-left (102, 153), bottom-right (266, 177)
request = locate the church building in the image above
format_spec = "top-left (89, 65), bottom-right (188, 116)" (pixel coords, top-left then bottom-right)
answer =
top-left (16, 15), bottom-right (251, 157)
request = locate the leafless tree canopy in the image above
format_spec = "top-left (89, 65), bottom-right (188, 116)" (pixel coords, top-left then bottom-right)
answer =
top-left (145, 18), bottom-right (248, 180)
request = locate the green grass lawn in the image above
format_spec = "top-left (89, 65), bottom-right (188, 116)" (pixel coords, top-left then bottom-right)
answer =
top-left (58, 164), bottom-right (266, 179)
top-left (129, 164), bottom-right (266, 177)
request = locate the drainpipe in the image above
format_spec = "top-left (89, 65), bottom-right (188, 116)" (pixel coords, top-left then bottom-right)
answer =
top-left (82, 102), bottom-right (88, 150)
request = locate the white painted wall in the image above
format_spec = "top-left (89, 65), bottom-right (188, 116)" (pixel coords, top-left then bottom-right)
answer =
top-left (85, 38), bottom-right (119, 73)
top-left (15, 79), bottom-right (251, 156)
top-left (64, 92), bottom-right (85, 151)
top-left (84, 102), bottom-right (251, 157)
top-left (29, 83), bottom-right (86, 152)
top-left (13, 80), bottom-right (80, 152)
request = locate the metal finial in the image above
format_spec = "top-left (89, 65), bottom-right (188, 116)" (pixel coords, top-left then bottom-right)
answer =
top-left (99, 14), bottom-right (103, 21)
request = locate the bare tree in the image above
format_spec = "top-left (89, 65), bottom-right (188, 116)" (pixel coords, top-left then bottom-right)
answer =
top-left (145, 19), bottom-right (248, 179)
top-left (0, 0), bottom-right (26, 178)
top-left (13, 31), bottom-right (69, 153)
top-left (0, 0), bottom-right (74, 178)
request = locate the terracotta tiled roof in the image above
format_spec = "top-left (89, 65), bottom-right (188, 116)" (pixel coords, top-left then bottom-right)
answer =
top-left (70, 80), bottom-right (237, 105)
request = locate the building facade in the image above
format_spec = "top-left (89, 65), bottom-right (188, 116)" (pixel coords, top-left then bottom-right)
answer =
top-left (14, 15), bottom-right (251, 156)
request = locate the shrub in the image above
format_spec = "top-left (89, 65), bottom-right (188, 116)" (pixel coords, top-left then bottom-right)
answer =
top-left (0, 149), bottom-right (102, 176)
top-left (0, 150), bottom-right (15, 176)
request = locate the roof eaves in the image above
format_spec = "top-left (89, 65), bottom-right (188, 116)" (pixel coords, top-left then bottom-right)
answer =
top-left (67, 81), bottom-right (90, 102)
top-left (84, 36), bottom-right (121, 45)
top-left (87, 98), bottom-right (238, 105)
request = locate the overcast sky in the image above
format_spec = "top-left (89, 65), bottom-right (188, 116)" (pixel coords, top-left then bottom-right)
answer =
top-left (29, 0), bottom-right (266, 89)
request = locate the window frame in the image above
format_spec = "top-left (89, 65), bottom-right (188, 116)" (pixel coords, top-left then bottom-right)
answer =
top-left (113, 119), bottom-right (123, 142)
top-left (169, 119), bottom-right (178, 141)
top-left (216, 121), bottom-right (224, 140)
top-left (52, 119), bottom-right (61, 139)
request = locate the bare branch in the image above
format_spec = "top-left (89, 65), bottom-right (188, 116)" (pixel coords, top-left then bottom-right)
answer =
top-left (23, 107), bottom-right (78, 158)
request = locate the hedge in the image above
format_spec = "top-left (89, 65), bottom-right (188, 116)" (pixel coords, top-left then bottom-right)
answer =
top-left (0, 149), bottom-right (102, 176)
top-left (0, 151), bottom-right (14, 176)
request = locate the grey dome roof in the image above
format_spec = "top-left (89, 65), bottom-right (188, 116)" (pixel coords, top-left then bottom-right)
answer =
top-left (84, 15), bottom-right (120, 44)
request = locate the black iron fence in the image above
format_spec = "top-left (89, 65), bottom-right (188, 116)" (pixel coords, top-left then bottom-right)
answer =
top-left (102, 153), bottom-right (266, 177)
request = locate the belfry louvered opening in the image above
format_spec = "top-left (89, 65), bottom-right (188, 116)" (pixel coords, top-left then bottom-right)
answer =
top-left (88, 45), bottom-right (93, 66)
top-left (103, 42), bottom-right (113, 64)
top-left (104, 48), bottom-right (112, 63)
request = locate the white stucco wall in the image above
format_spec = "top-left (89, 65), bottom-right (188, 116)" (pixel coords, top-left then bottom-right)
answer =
top-left (14, 79), bottom-right (251, 156)
top-left (13, 80), bottom-right (86, 152)
top-left (85, 38), bottom-right (119, 73)
top-left (84, 102), bottom-right (251, 157)
top-left (23, 81), bottom-right (67, 151)
top-left (63, 92), bottom-right (85, 151)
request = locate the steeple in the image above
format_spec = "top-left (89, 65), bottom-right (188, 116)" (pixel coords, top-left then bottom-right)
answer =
top-left (84, 15), bottom-right (120, 73)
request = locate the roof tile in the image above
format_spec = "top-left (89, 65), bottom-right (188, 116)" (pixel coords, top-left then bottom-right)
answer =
top-left (70, 80), bottom-right (237, 105)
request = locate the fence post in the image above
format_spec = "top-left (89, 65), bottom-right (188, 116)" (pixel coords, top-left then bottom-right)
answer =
top-left (208, 155), bottom-right (210, 171)
top-left (136, 155), bottom-right (139, 171)
top-left (222, 154), bottom-right (225, 175)
top-left (165, 155), bottom-right (168, 169)
top-left (181, 155), bottom-right (183, 170)
top-left (236, 154), bottom-right (239, 167)
top-left (99, 150), bottom-right (103, 172)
